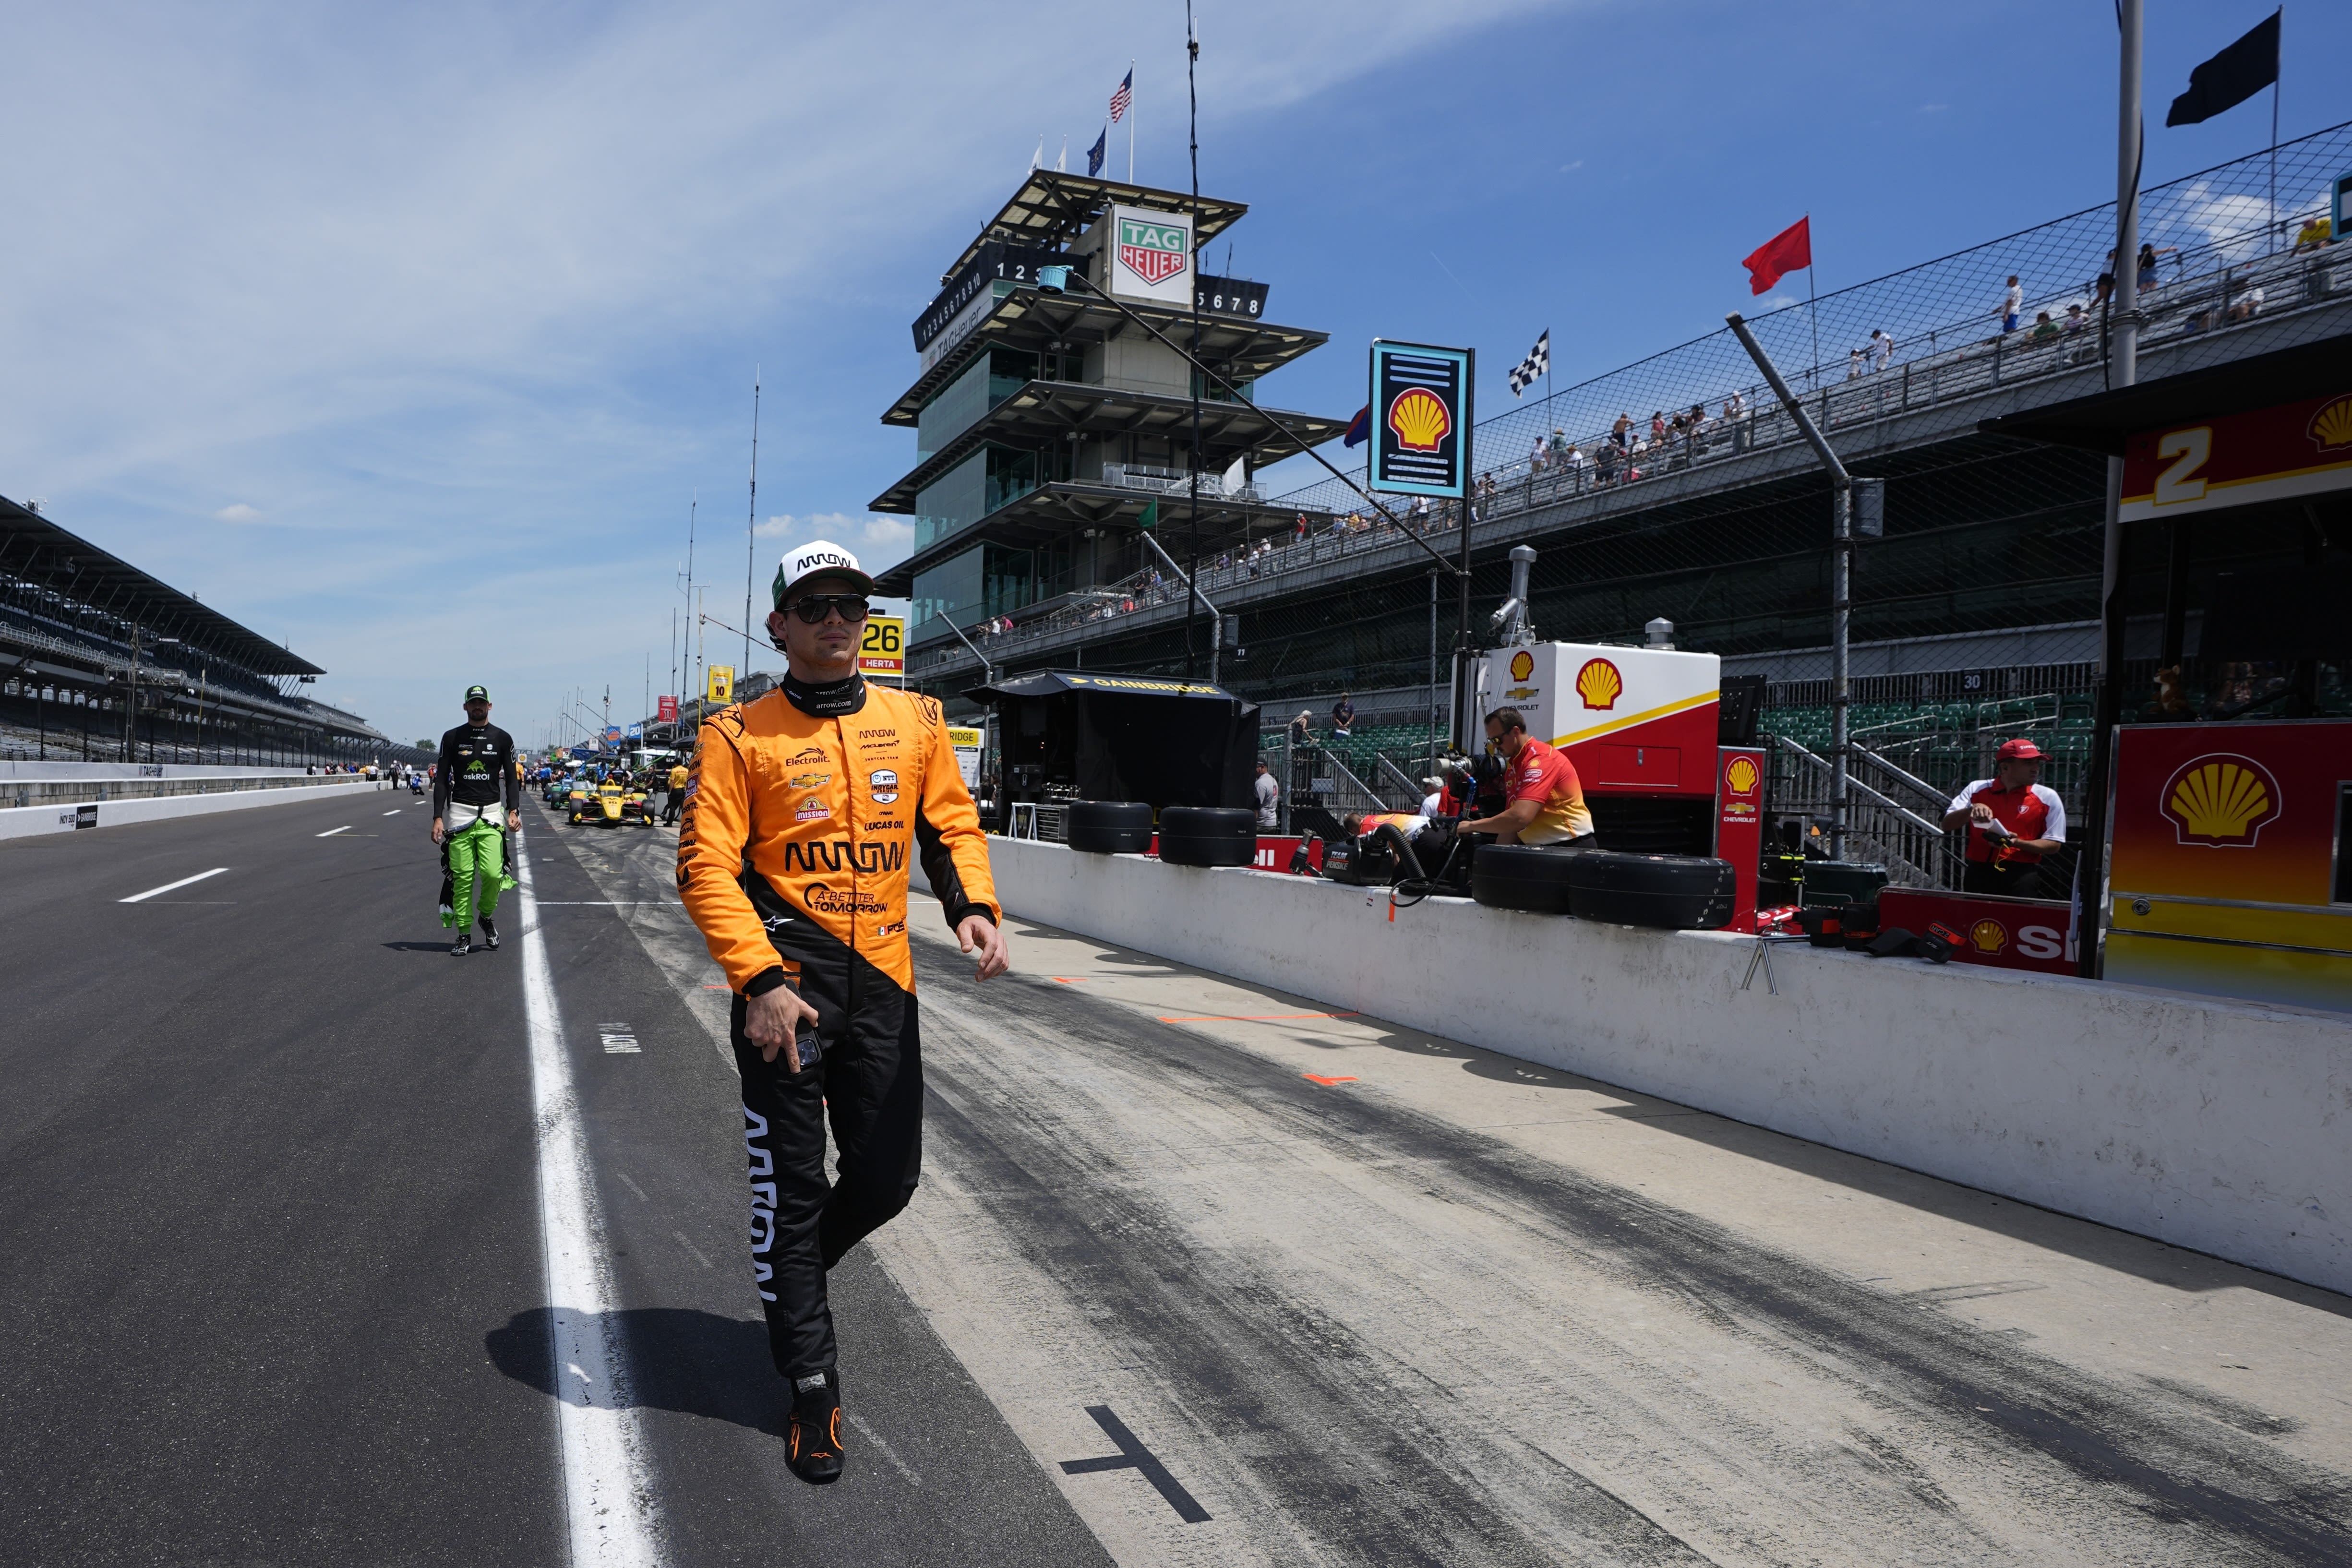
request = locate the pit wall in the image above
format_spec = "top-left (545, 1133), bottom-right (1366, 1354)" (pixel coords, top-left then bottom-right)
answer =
top-left (924, 838), bottom-right (2352, 1299)
top-left (0, 777), bottom-right (380, 842)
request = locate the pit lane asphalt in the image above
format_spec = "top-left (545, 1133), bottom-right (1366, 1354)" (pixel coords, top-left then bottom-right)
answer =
top-left (0, 789), bottom-right (1109, 1568)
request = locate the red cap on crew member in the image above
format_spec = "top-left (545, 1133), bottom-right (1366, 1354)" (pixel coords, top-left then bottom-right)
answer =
top-left (1995, 738), bottom-right (2044, 761)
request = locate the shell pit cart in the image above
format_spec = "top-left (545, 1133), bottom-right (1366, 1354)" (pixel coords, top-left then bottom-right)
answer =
top-left (1313, 633), bottom-right (1765, 922)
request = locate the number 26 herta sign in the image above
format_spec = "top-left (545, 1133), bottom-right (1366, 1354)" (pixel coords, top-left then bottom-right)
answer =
top-left (859, 615), bottom-right (905, 679)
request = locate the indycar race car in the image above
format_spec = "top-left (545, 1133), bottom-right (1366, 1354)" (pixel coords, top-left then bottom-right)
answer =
top-left (569, 779), bottom-right (657, 828)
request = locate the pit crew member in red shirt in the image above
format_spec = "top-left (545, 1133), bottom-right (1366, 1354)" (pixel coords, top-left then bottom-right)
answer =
top-left (1942, 737), bottom-right (2066, 898)
top-left (1457, 706), bottom-right (1597, 846)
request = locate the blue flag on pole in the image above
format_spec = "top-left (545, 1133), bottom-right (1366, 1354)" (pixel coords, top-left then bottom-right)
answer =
top-left (1087, 127), bottom-right (1107, 178)
top-left (1343, 404), bottom-right (1371, 449)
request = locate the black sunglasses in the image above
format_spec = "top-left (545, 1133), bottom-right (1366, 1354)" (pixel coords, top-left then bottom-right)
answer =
top-left (786, 594), bottom-right (872, 624)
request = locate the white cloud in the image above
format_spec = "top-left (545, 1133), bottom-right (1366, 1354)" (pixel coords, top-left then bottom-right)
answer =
top-left (0, 0), bottom-right (1582, 747)
top-left (1560, 159), bottom-right (1584, 172)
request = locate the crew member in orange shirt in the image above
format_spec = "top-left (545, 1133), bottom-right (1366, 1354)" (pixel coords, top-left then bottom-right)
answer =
top-left (1458, 706), bottom-right (1597, 846)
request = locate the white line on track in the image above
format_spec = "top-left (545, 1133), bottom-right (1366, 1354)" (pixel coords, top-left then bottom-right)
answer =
top-left (516, 832), bottom-right (666, 1565)
top-left (316, 825), bottom-right (351, 838)
top-left (383, 809), bottom-right (403, 816)
top-left (120, 867), bottom-right (228, 903)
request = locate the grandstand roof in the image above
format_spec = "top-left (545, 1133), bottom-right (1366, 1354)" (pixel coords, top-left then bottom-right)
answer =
top-left (937, 171), bottom-right (1248, 282)
top-left (868, 382), bottom-right (1349, 515)
top-left (883, 291), bottom-right (1325, 428)
top-left (873, 478), bottom-right (1320, 598)
top-left (1978, 333), bottom-right (2352, 455)
top-left (0, 496), bottom-right (324, 678)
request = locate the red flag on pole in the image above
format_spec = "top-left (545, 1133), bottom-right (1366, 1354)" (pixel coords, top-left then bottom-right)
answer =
top-left (1741, 216), bottom-right (1812, 296)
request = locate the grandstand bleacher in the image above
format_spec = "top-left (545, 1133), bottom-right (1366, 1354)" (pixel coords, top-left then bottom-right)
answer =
top-left (0, 495), bottom-right (414, 766)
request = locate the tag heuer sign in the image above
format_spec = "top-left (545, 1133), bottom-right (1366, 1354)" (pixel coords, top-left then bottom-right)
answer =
top-left (1104, 204), bottom-right (1194, 304)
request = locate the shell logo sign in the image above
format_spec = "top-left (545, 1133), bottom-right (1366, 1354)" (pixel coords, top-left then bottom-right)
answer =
top-left (1387, 387), bottom-right (1451, 453)
top-left (1724, 755), bottom-right (1759, 796)
top-left (2308, 393), bottom-right (2352, 453)
top-left (1509, 650), bottom-right (1535, 682)
top-left (2160, 754), bottom-right (2282, 847)
top-left (1969, 919), bottom-right (2008, 955)
top-left (1574, 658), bottom-right (1624, 710)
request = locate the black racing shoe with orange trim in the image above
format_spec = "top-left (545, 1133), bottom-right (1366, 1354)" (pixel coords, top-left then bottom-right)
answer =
top-left (785, 1369), bottom-right (844, 1484)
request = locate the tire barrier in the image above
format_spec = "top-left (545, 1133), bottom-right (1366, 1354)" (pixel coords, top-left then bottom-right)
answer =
top-left (1156, 805), bottom-right (1257, 867)
top-left (1567, 851), bottom-right (1736, 930)
top-left (1468, 843), bottom-right (1584, 914)
top-left (1066, 800), bottom-right (1155, 855)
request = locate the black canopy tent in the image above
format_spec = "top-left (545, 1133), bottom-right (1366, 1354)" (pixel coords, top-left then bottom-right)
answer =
top-left (964, 670), bottom-right (1258, 829)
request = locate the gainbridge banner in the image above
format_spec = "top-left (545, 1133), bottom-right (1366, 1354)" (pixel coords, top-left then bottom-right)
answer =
top-left (2102, 718), bottom-right (2352, 1012)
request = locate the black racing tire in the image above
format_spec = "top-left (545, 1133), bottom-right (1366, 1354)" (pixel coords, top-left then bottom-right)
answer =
top-left (1067, 800), bottom-right (1155, 854)
top-left (1156, 805), bottom-right (1256, 867)
top-left (1469, 843), bottom-right (1582, 913)
top-left (1566, 851), bottom-right (1736, 929)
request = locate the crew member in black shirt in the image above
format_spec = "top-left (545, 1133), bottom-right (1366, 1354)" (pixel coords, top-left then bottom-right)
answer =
top-left (432, 684), bottom-right (521, 957)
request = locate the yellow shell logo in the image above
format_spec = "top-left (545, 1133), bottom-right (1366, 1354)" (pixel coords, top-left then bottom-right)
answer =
top-left (1725, 756), bottom-right (1759, 796)
top-left (1509, 650), bottom-right (1535, 682)
top-left (2309, 393), bottom-right (2352, 452)
top-left (1387, 387), bottom-right (1452, 452)
top-left (1969, 919), bottom-right (2008, 954)
top-left (1574, 657), bottom-right (1623, 710)
top-left (2160, 753), bottom-right (2282, 847)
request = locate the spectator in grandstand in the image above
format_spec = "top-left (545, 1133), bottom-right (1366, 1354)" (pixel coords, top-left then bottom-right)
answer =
top-left (1610, 413), bottom-right (1632, 450)
top-left (1870, 330), bottom-right (1893, 371)
top-left (1289, 710), bottom-right (1314, 746)
top-left (1254, 758), bottom-right (1279, 830)
top-left (2227, 277), bottom-right (2265, 323)
top-left (1595, 443), bottom-right (1622, 484)
top-left (2064, 303), bottom-right (2090, 335)
top-left (2027, 311), bottom-right (2060, 344)
top-left (2135, 243), bottom-right (2174, 294)
top-left (1529, 434), bottom-right (1548, 472)
top-left (1457, 706), bottom-right (1596, 847)
top-left (1847, 349), bottom-right (1863, 381)
top-left (1650, 411), bottom-right (1668, 443)
top-left (1330, 694), bottom-right (1356, 736)
top-left (1999, 276), bottom-right (2023, 333)
top-left (2294, 214), bottom-right (2335, 252)
top-left (1941, 738), bottom-right (2065, 899)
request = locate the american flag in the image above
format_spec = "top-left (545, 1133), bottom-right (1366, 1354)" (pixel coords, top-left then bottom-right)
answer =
top-left (1109, 70), bottom-right (1132, 124)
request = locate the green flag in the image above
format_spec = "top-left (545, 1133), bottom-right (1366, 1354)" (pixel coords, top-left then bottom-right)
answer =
top-left (1138, 498), bottom-right (1158, 530)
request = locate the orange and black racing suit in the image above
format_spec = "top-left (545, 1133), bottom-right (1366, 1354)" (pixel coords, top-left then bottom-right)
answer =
top-left (676, 674), bottom-right (996, 1383)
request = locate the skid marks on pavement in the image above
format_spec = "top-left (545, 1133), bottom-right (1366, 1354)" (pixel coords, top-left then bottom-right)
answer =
top-left (904, 967), bottom-right (2352, 1568)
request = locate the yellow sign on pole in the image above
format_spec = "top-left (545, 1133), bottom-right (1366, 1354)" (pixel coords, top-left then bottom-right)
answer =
top-left (859, 616), bottom-right (906, 681)
top-left (706, 664), bottom-right (734, 704)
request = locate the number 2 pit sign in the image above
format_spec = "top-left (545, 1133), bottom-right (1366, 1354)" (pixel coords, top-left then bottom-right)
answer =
top-left (860, 616), bottom-right (905, 681)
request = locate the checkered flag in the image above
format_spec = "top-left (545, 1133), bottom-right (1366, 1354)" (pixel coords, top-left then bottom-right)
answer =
top-left (1508, 329), bottom-right (1550, 396)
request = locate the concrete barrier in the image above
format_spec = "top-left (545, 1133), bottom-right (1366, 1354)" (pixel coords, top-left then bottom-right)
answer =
top-left (930, 838), bottom-right (2352, 1298)
top-left (0, 778), bottom-right (379, 842)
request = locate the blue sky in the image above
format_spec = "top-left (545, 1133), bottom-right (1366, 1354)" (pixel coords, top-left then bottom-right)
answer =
top-left (2, 0), bottom-right (2338, 751)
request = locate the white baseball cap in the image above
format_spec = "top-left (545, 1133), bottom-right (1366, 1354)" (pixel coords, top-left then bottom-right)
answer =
top-left (771, 539), bottom-right (875, 605)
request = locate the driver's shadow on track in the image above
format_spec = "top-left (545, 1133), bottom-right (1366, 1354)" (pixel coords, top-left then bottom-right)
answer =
top-left (485, 1308), bottom-right (782, 1436)
top-left (383, 940), bottom-right (469, 953)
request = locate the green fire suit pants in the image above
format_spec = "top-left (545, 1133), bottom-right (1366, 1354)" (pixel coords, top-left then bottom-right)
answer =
top-left (443, 818), bottom-right (515, 930)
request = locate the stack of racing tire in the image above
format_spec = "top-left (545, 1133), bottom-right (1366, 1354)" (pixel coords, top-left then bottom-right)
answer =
top-left (1470, 845), bottom-right (1734, 930)
top-left (1066, 801), bottom-right (1154, 854)
top-left (1064, 801), bottom-right (1257, 867)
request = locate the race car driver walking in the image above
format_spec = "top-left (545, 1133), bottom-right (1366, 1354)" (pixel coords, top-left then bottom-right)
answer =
top-left (431, 684), bottom-right (521, 957)
top-left (677, 539), bottom-right (1007, 1485)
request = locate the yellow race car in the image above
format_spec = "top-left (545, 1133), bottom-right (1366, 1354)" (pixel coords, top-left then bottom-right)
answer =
top-left (568, 779), bottom-right (657, 828)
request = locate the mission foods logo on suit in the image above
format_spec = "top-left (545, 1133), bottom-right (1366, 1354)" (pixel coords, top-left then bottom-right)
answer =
top-left (1104, 205), bottom-right (1193, 305)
